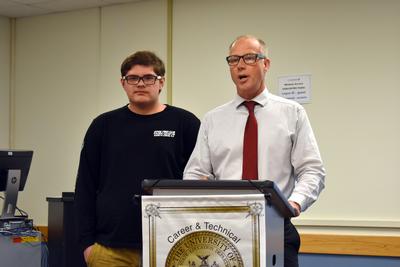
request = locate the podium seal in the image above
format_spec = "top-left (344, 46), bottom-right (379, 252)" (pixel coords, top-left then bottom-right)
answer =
top-left (165, 230), bottom-right (244, 267)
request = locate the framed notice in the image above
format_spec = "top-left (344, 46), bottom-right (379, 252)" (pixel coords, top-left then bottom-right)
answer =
top-left (142, 194), bottom-right (266, 267)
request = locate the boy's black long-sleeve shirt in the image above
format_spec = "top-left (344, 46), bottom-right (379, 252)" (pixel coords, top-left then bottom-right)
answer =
top-left (74, 105), bottom-right (200, 250)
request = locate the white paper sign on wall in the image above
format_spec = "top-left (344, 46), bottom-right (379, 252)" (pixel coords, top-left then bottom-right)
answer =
top-left (278, 74), bottom-right (311, 104)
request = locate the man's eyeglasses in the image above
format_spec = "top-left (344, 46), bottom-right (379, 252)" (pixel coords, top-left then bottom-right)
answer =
top-left (122, 74), bottom-right (162, 85)
top-left (226, 53), bottom-right (266, 66)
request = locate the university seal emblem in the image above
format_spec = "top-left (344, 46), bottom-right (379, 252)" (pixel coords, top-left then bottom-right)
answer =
top-left (165, 230), bottom-right (244, 267)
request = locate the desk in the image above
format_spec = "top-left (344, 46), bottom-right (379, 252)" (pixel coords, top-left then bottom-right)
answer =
top-left (0, 230), bottom-right (42, 267)
top-left (46, 192), bottom-right (86, 267)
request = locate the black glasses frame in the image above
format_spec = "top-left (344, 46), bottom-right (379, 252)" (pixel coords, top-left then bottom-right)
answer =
top-left (122, 74), bottom-right (162, 85)
top-left (226, 53), bottom-right (266, 66)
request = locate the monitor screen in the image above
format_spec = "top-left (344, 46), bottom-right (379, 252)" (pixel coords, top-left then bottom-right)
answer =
top-left (0, 150), bottom-right (33, 192)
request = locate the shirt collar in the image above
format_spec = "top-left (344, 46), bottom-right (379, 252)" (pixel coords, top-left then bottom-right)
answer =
top-left (233, 88), bottom-right (269, 109)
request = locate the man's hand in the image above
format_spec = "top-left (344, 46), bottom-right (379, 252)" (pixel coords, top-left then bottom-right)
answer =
top-left (288, 201), bottom-right (301, 217)
top-left (84, 244), bottom-right (94, 263)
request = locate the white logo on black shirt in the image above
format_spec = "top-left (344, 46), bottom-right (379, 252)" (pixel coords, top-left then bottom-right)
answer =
top-left (154, 130), bottom-right (175, 138)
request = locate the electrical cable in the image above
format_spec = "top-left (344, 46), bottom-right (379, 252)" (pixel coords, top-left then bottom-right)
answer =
top-left (0, 195), bottom-right (29, 217)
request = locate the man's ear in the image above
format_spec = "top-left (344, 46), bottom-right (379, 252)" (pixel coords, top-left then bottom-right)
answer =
top-left (121, 78), bottom-right (130, 95)
top-left (158, 77), bottom-right (165, 94)
top-left (159, 76), bottom-right (165, 87)
top-left (264, 58), bottom-right (271, 72)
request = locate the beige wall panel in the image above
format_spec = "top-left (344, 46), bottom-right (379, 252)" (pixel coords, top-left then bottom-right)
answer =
top-left (173, 0), bottom-right (400, 229)
top-left (14, 9), bottom-right (100, 225)
top-left (99, 0), bottom-right (167, 113)
top-left (0, 17), bottom-right (10, 148)
top-left (12, 1), bottom-right (168, 225)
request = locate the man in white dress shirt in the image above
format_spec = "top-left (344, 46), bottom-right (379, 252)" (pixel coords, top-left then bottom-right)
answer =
top-left (183, 35), bottom-right (326, 267)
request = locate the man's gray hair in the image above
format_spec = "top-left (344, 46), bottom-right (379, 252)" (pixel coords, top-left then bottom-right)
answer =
top-left (229, 35), bottom-right (268, 56)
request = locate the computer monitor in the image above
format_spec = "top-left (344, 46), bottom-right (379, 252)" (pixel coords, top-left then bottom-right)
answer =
top-left (0, 150), bottom-right (33, 219)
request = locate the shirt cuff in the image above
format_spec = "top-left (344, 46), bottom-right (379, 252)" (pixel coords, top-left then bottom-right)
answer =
top-left (288, 193), bottom-right (307, 212)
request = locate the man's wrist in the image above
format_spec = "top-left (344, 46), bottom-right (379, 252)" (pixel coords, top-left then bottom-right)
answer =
top-left (288, 200), bottom-right (301, 217)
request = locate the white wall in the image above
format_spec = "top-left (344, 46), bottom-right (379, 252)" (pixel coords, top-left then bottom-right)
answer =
top-left (7, 0), bottom-right (400, 232)
top-left (14, 8), bottom-right (101, 225)
top-left (98, 0), bottom-right (167, 112)
top-left (173, 0), bottom-right (400, 230)
top-left (0, 16), bottom-right (10, 148)
top-left (13, 0), bottom-right (167, 226)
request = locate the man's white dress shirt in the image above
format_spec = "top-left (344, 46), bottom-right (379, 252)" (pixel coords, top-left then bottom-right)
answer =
top-left (184, 89), bottom-right (325, 211)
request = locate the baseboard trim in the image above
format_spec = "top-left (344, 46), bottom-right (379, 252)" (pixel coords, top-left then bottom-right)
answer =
top-left (36, 225), bottom-right (48, 242)
top-left (300, 233), bottom-right (400, 257)
top-left (35, 226), bottom-right (400, 257)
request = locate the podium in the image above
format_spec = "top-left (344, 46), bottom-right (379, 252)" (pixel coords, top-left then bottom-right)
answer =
top-left (141, 180), bottom-right (295, 267)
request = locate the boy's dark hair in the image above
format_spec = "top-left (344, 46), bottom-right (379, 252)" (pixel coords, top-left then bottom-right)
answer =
top-left (120, 51), bottom-right (165, 77)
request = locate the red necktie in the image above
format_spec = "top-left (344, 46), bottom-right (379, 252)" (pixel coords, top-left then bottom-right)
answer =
top-left (242, 101), bottom-right (258, 180)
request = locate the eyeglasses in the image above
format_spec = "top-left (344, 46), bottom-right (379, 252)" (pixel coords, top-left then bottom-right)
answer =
top-left (226, 53), bottom-right (266, 66)
top-left (122, 74), bottom-right (162, 85)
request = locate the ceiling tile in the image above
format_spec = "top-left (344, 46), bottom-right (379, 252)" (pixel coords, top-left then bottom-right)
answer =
top-left (0, 1), bottom-right (50, 17)
top-left (0, 0), bottom-right (145, 18)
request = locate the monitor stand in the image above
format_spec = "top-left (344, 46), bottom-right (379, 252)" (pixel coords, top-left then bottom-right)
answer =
top-left (0, 169), bottom-right (32, 230)
top-left (1, 169), bottom-right (21, 219)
